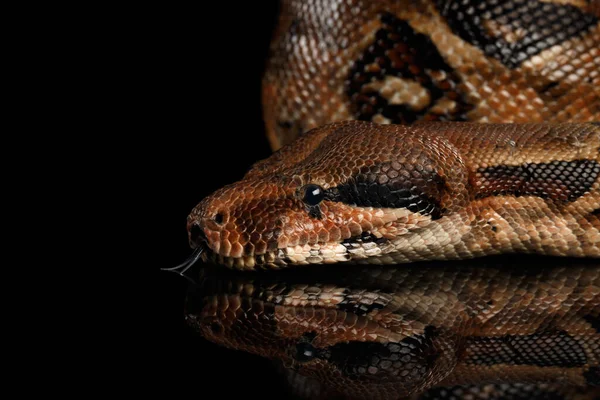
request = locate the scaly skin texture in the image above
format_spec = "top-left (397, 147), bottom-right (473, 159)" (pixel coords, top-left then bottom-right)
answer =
top-left (262, 0), bottom-right (600, 150)
top-left (187, 121), bottom-right (600, 270)
top-left (185, 257), bottom-right (600, 399)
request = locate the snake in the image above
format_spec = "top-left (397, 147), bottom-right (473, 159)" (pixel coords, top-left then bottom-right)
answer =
top-left (185, 256), bottom-right (600, 399)
top-left (172, 0), bottom-right (600, 398)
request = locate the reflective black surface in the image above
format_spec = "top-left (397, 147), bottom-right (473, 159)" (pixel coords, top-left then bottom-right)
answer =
top-left (166, 256), bottom-right (599, 399)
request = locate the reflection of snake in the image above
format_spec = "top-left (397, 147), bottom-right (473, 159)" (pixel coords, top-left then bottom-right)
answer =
top-left (182, 0), bottom-right (600, 271)
top-left (185, 257), bottom-right (600, 399)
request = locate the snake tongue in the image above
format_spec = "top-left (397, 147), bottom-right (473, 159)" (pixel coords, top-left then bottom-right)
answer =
top-left (161, 247), bottom-right (205, 283)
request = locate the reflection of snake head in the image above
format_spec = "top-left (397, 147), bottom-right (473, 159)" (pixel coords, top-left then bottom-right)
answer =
top-left (186, 121), bottom-right (470, 270)
top-left (186, 121), bottom-right (600, 270)
top-left (185, 264), bottom-right (470, 398)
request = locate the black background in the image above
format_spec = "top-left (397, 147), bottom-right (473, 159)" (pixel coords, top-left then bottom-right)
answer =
top-left (155, 1), bottom-right (293, 397)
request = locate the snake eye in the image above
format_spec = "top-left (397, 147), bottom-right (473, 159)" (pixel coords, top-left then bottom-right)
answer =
top-left (302, 184), bottom-right (325, 206)
top-left (295, 342), bottom-right (317, 362)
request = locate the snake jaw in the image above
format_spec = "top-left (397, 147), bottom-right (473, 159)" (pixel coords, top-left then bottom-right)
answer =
top-left (188, 178), bottom-right (449, 269)
top-left (189, 207), bottom-right (435, 270)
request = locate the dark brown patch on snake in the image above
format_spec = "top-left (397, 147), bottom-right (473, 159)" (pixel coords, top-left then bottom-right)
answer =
top-left (325, 160), bottom-right (447, 219)
top-left (321, 326), bottom-right (440, 380)
top-left (342, 232), bottom-right (389, 251)
top-left (466, 331), bottom-right (587, 367)
top-left (337, 288), bottom-right (388, 316)
top-left (346, 13), bottom-right (473, 124)
top-left (306, 204), bottom-right (322, 220)
top-left (435, 0), bottom-right (598, 69)
top-left (539, 81), bottom-right (560, 93)
top-left (475, 159), bottom-right (600, 202)
top-left (337, 300), bottom-right (385, 316)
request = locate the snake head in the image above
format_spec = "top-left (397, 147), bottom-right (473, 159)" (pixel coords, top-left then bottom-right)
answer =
top-left (187, 121), bottom-right (470, 270)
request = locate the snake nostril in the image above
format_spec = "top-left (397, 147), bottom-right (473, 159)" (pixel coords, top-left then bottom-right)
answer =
top-left (214, 212), bottom-right (224, 224)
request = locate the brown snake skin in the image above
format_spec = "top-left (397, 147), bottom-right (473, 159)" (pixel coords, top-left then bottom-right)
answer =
top-left (185, 256), bottom-right (600, 399)
top-left (263, 0), bottom-right (599, 150)
top-left (178, 1), bottom-right (600, 398)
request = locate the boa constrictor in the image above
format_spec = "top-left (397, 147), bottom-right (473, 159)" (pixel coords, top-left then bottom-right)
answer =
top-left (174, 1), bottom-right (600, 399)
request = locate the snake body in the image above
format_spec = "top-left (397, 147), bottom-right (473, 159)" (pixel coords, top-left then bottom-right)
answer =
top-left (263, 0), bottom-right (599, 150)
top-left (185, 257), bottom-right (600, 399)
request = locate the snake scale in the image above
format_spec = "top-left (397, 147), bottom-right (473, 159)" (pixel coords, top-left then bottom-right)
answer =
top-left (177, 0), bottom-right (600, 398)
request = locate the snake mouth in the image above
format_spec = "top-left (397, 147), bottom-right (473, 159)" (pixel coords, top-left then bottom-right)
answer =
top-left (200, 229), bottom-right (402, 270)
top-left (202, 242), bottom-right (366, 270)
top-left (203, 250), bottom-right (287, 270)
top-left (189, 223), bottom-right (208, 249)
